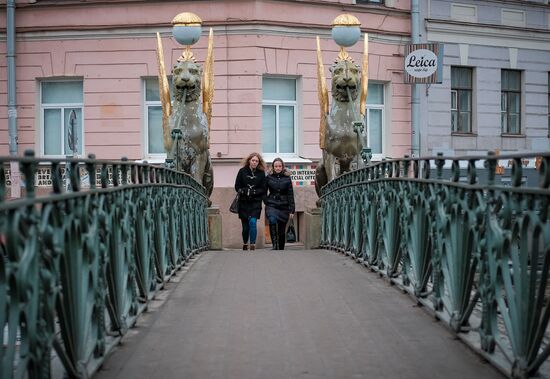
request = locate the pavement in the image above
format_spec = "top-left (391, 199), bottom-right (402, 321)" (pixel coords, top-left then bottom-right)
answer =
top-left (94, 248), bottom-right (504, 379)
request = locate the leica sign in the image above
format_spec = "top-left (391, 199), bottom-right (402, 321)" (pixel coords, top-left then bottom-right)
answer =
top-left (405, 49), bottom-right (438, 78)
top-left (404, 44), bottom-right (443, 84)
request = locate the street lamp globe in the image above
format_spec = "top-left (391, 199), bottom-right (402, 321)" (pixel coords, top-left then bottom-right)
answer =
top-left (331, 14), bottom-right (361, 47)
top-left (171, 12), bottom-right (202, 46)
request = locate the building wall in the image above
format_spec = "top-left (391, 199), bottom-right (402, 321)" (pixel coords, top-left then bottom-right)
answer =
top-left (420, 0), bottom-right (550, 156)
top-left (0, 0), bottom-right (411, 247)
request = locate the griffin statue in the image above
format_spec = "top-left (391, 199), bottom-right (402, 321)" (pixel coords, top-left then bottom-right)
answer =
top-left (315, 31), bottom-right (369, 197)
top-left (156, 18), bottom-right (214, 198)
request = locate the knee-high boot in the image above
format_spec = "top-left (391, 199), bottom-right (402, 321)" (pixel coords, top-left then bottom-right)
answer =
top-left (269, 223), bottom-right (279, 250)
top-left (277, 221), bottom-right (287, 250)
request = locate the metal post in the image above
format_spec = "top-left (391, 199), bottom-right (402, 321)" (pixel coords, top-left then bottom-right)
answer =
top-left (411, 0), bottom-right (421, 157)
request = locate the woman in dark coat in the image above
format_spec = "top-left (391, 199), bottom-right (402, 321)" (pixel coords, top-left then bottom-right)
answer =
top-left (264, 158), bottom-right (295, 250)
top-left (234, 152), bottom-right (267, 251)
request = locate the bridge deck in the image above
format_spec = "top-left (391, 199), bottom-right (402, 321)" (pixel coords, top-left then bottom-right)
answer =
top-left (95, 248), bottom-right (503, 379)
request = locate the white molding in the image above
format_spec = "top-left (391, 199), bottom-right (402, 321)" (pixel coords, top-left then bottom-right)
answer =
top-left (426, 19), bottom-right (550, 51)
top-left (501, 8), bottom-right (526, 28)
top-left (459, 44), bottom-right (469, 66)
top-left (450, 3), bottom-right (477, 23)
top-left (1, 24), bottom-right (409, 46)
top-left (509, 47), bottom-right (518, 69)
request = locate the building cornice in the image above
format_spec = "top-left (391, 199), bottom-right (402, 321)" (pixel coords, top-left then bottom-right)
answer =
top-left (5, 0), bottom-right (410, 17)
top-left (0, 24), bottom-right (409, 45)
top-left (426, 19), bottom-right (550, 51)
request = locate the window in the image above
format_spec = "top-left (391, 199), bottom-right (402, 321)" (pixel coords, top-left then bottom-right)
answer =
top-left (262, 77), bottom-right (297, 155)
top-left (144, 77), bottom-right (172, 156)
top-left (548, 73), bottom-right (550, 136)
top-left (451, 67), bottom-right (472, 133)
top-left (365, 83), bottom-right (385, 157)
top-left (356, 0), bottom-right (384, 3)
top-left (501, 70), bottom-right (521, 134)
top-left (40, 81), bottom-right (83, 156)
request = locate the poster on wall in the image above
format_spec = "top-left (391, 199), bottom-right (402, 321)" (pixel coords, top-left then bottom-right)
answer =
top-left (288, 164), bottom-right (316, 187)
top-left (404, 43), bottom-right (444, 84)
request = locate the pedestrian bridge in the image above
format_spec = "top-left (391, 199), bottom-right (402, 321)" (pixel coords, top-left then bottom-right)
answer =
top-left (1, 150), bottom-right (549, 379)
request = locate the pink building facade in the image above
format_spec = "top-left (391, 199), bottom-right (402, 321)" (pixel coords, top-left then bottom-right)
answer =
top-left (1, 0), bottom-right (411, 247)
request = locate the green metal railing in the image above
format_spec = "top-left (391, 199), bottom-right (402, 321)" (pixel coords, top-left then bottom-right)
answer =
top-left (0, 150), bottom-right (209, 379)
top-left (320, 151), bottom-right (550, 379)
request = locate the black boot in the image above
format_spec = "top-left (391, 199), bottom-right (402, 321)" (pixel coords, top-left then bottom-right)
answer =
top-left (278, 221), bottom-right (287, 250)
top-left (269, 223), bottom-right (279, 250)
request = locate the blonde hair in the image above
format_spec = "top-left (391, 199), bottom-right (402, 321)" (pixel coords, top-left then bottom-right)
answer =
top-left (241, 152), bottom-right (266, 171)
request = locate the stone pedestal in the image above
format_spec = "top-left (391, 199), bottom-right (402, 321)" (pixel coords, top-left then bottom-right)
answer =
top-left (304, 207), bottom-right (321, 249)
top-left (207, 206), bottom-right (223, 250)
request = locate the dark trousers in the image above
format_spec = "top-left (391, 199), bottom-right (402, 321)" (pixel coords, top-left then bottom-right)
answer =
top-left (268, 220), bottom-right (287, 250)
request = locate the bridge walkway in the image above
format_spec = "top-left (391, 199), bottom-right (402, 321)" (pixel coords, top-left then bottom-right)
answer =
top-left (94, 248), bottom-right (503, 379)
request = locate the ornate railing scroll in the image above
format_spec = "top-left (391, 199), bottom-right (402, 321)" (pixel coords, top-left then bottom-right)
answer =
top-left (319, 151), bottom-right (550, 379)
top-left (0, 150), bottom-right (209, 379)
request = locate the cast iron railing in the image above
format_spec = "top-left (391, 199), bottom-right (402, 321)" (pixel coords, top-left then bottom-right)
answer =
top-left (320, 151), bottom-right (550, 379)
top-left (0, 150), bottom-right (209, 379)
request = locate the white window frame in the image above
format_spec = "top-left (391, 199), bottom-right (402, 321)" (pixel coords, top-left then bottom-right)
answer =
top-left (143, 78), bottom-right (168, 161)
top-left (450, 66), bottom-right (473, 134)
top-left (261, 76), bottom-right (299, 163)
top-left (365, 82), bottom-right (385, 162)
top-left (501, 69), bottom-right (522, 135)
top-left (40, 80), bottom-right (84, 157)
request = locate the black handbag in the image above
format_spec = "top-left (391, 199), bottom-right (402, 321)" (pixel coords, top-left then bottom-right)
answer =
top-left (229, 193), bottom-right (239, 213)
top-left (286, 219), bottom-right (296, 243)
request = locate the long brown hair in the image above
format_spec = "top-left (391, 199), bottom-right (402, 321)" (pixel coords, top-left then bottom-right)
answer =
top-left (241, 152), bottom-right (266, 171)
top-left (269, 157), bottom-right (289, 175)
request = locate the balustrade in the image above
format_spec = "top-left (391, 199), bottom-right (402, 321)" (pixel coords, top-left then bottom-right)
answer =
top-left (320, 151), bottom-right (550, 379)
top-left (0, 150), bottom-right (209, 379)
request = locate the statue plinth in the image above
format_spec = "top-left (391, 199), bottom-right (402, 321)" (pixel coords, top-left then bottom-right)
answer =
top-left (207, 206), bottom-right (223, 250)
top-left (304, 207), bottom-right (322, 249)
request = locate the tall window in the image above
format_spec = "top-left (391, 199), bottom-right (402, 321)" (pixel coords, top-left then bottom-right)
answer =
top-left (366, 83), bottom-right (384, 156)
top-left (451, 67), bottom-right (472, 133)
top-left (501, 69), bottom-right (521, 134)
top-left (262, 77), bottom-right (296, 155)
top-left (40, 81), bottom-right (83, 156)
top-left (548, 73), bottom-right (550, 136)
top-left (144, 78), bottom-right (172, 156)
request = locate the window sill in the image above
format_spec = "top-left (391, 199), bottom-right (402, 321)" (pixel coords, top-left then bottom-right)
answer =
top-left (135, 158), bottom-right (166, 164)
top-left (262, 153), bottom-right (312, 164)
top-left (501, 133), bottom-right (526, 138)
top-left (451, 132), bottom-right (477, 137)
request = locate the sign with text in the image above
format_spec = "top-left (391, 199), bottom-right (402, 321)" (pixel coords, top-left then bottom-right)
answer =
top-left (288, 164), bottom-right (317, 187)
top-left (404, 43), bottom-right (443, 84)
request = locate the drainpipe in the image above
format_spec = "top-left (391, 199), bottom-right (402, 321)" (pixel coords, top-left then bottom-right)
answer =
top-left (7, 0), bottom-right (21, 198)
top-left (411, 0), bottom-right (420, 157)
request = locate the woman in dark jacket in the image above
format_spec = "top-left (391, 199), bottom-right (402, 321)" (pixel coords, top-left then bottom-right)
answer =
top-left (234, 152), bottom-right (267, 251)
top-left (264, 158), bottom-right (295, 250)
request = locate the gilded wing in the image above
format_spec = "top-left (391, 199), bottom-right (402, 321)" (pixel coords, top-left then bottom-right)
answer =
top-left (359, 33), bottom-right (369, 118)
top-left (316, 36), bottom-right (329, 149)
top-left (156, 32), bottom-right (173, 152)
top-left (202, 28), bottom-right (214, 147)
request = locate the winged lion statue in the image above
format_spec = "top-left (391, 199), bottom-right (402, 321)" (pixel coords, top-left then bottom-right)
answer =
top-left (156, 28), bottom-right (214, 198)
